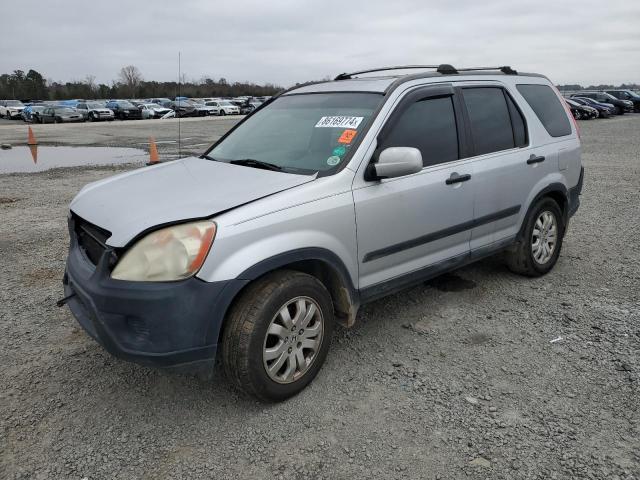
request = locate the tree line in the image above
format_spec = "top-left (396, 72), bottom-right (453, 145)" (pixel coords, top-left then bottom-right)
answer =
top-left (0, 66), bottom-right (284, 101)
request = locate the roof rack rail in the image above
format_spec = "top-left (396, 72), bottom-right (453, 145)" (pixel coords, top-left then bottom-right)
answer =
top-left (335, 65), bottom-right (441, 80)
top-left (334, 64), bottom-right (518, 80)
top-left (453, 66), bottom-right (518, 75)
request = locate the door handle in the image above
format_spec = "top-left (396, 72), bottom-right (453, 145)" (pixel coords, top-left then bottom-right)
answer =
top-left (527, 154), bottom-right (545, 165)
top-left (445, 172), bottom-right (471, 185)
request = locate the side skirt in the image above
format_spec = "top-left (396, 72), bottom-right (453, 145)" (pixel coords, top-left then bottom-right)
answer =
top-left (359, 235), bottom-right (516, 304)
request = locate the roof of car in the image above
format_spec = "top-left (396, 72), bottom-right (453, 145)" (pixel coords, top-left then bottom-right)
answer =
top-left (285, 65), bottom-right (545, 96)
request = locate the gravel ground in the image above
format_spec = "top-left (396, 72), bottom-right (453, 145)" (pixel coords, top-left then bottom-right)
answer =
top-left (0, 116), bottom-right (638, 479)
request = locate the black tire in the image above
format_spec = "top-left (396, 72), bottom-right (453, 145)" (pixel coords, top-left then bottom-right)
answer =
top-left (617, 106), bottom-right (624, 115)
top-left (505, 197), bottom-right (565, 277)
top-left (89, 112), bottom-right (96, 122)
top-left (53, 117), bottom-right (60, 124)
top-left (222, 270), bottom-right (334, 402)
top-left (219, 110), bottom-right (226, 116)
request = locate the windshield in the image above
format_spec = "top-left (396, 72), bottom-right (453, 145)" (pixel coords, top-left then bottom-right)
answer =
top-left (87, 102), bottom-right (103, 108)
top-left (207, 93), bottom-right (382, 174)
top-left (7, 100), bottom-right (24, 106)
top-left (219, 101), bottom-right (234, 106)
top-left (55, 108), bottom-right (75, 114)
top-left (118, 101), bottom-right (135, 108)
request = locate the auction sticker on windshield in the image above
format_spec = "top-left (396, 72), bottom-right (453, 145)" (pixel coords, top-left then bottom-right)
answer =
top-left (315, 116), bottom-right (363, 128)
top-left (337, 129), bottom-right (357, 144)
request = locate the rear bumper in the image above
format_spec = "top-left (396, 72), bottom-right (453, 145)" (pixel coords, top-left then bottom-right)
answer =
top-left (63, 219), bottom-right (248, 369)
top-left (568, 166), bottom-right (584, 218)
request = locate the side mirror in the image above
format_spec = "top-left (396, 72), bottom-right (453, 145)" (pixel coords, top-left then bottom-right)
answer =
top-left (368, 147), bottom-right (423, 180)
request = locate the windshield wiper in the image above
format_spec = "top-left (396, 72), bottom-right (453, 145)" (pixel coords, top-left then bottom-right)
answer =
top-left (229, 158), bottom-right (283, 172)
top-left (201, 154), bottom-right (218, 161)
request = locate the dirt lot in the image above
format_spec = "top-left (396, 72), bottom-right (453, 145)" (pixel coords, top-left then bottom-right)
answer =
top-left (0, 116), bottom-right (638, 480)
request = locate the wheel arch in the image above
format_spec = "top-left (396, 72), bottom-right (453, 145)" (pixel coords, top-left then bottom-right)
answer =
top-left (237, 248), bottom-right (360, 327)
top-left (213, 248), bottom-right (360, 355)
top-left (517, 182), bottom-right (568, 240)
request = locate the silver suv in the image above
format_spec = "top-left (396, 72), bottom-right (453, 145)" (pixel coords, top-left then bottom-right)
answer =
top-left (62, 64), bottom-right (583, 401)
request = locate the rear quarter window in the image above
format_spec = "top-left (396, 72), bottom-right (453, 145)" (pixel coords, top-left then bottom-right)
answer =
top-left (516, 84), bottom-right (572, 137)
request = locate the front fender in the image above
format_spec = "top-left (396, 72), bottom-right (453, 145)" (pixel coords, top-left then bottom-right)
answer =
top-left (197, 191), bottom-right (359, 289)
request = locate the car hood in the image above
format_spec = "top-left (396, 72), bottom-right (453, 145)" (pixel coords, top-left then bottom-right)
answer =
top-left (70, 156), bottom-right (316, 247)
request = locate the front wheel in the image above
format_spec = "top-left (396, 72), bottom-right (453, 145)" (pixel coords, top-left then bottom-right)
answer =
top-left (222, 270), bottom-right (334, 402)
top-left (219, 110), bottom-right (226, 116)
top-left (505, 198), bottom-right (565, 277)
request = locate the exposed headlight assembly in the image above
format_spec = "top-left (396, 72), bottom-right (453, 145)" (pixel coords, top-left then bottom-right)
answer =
top-left (111, 220), bottom-right (216, 281)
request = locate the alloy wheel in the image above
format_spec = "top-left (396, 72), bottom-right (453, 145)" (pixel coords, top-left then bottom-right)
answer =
top-left (262, 296), bottom-right (324, 384)
top-left (531, 210), bottom-right (557, 264)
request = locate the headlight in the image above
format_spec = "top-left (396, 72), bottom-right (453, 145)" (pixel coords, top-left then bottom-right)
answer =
top-left (111, 220), bottom-right (216, 281)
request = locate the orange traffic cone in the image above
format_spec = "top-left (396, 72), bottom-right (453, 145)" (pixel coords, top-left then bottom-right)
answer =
top-left (147, 137), bottom-right (160, 165)
top-left (27, 126), bottom-right (37, 145)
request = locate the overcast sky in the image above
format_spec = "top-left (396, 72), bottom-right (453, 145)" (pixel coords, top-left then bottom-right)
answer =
top-left (2, 0), bottom-right (639, 87)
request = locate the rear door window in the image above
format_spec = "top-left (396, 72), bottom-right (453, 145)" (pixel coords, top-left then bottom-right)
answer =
top-left (516, 84), bottom-right (571, 137)
top-left (462, 87), bottom-right (515, 155)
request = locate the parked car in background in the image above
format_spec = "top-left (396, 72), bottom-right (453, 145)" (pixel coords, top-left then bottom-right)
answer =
top-left (570, 92), bottom-right (630, 115)
top-left (565, 99), bottom-right (596, 120)
top-left (238, 100), bottom-right (262, 115)
top-left (29, 105), bottom-right (48, 124)
top-left (0, 100), bottom-right (26, 119)
top-left (21, 104), bottom-right (46, 122)
top-left (75, 101), bottom-right (115, 122)
top-left (105, 100), bottom-right (143, 120)
top-left (39, 106), bottom-right (85, 123)
top-left (188, 100), bottom-right (219, 116)
top-left (605, 89), bottom-right (640, 112)
top-left (150, 98), bottom-right (173, 108)
top-left (139, 103), bottom-right (174, 119)
top-left (570, 97), bottom-right (612, 118)
top-left (205, 100), bottom-right (240, 115)
top-left (168, 100), bottom-right (197, 117)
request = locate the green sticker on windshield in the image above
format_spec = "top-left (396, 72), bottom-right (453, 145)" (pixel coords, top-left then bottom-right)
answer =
top-left (327, 156), bottom-right (341, 166)
top-left (332, 145), bottom-right (347, 157)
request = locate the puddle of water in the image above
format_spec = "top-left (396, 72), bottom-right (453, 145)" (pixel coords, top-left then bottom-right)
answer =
top-left (0, 146), bottom-right (147, 173)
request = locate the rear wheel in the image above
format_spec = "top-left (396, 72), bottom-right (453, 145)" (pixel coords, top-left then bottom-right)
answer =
top-left (222, 270), bottom-right (334, 402)
top-left (505, 198), bottom-right (565, 277)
